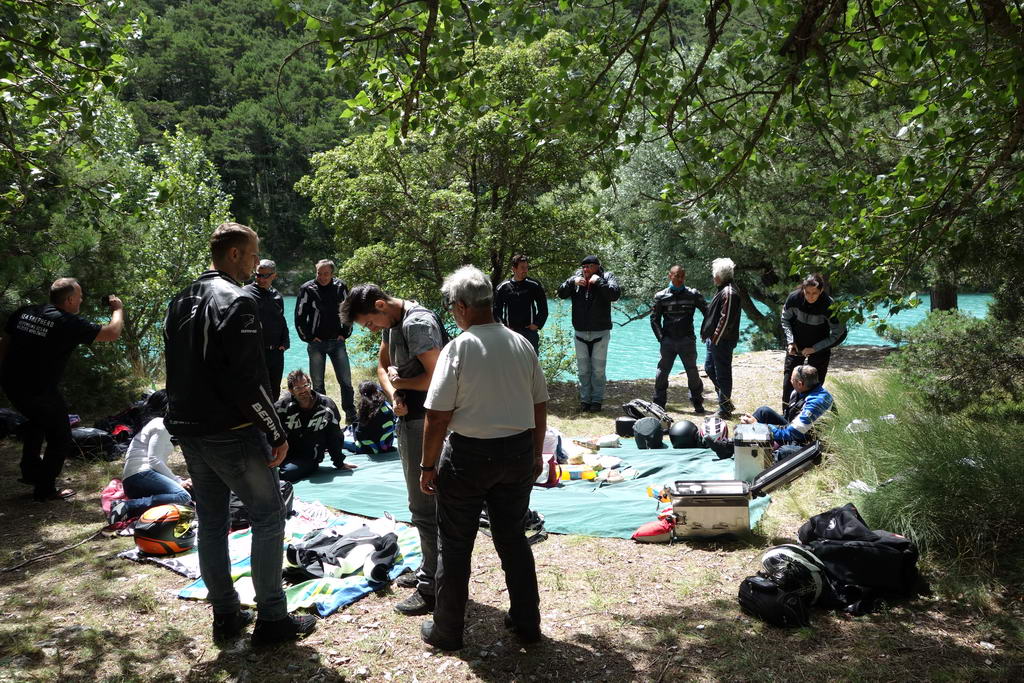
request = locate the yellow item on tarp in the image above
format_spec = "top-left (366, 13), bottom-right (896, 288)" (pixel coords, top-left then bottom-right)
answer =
top-left (560, 464), bottom-right (596, 481)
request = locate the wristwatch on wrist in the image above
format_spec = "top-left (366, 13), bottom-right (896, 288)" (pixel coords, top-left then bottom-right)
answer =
top-left (419, 464), bottom-right (435, 472)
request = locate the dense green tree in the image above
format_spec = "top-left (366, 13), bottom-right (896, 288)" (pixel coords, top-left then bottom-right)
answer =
top-left (281, 0), bottom-right (1024, 318)
top-left (119, 0), bottom-right (358, 265)
top-left (297, 34), bottom-right (615, 305)
top-left (1, 0), bottom-right (134, 302)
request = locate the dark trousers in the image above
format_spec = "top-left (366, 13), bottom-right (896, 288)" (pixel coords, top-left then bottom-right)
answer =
top-left (653, 336), bottom-right (703, 408)
top-left (782, 350), bottom-right (831, 410)
top-left (4, 387), bottom-right (72, 499)
top-left (752, 406), bottom-right (805, 462)
top-left (512, 328), bottom-right (540, 355)
top-left (704, 338), bottom-right (737, 406)
top-left (279, 456), bottom-right (318, 483)
top-left (433, 430), bottom-right (540, 641)
top-left (266, 348), bottom-right (285, 402)
top-left (753, 406), bottom-right (787, 426)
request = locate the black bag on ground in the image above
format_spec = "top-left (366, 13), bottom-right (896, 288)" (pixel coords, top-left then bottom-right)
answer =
top-left (799, 503), bottom-right (927, 612)
top-left (0, 408), bottom-right (27, 440)
top-left (228, 480), bottom-right (294, 530)
top-left (621, 399), bottom-right (672, 430)
top-left (738, 574), bottom-right (811, 627)
top-left (70, 427), bottom-right (119, 461)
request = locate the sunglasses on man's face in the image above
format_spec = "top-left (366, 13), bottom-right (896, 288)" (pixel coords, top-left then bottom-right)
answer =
top-left (255, 273), bottom-right (274, 279)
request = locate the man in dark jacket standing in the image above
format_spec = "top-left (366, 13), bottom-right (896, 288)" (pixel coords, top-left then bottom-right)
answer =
top-left (651, 265), bottom-right (708, 413)
top-left (244, 259), bottom-right (289, 401)
top-left (164, 222), bottom-right (315, 646)
top-left (493, 254), bottom-right (548, 354)
top-left (700, 257), bottom-right (741, 417)
top-left (295, 259), bottom-right (356, 424)
top-left (556, 255), bottom-right (621, 412)
top-left (0, 279), bottom-right (123, 501)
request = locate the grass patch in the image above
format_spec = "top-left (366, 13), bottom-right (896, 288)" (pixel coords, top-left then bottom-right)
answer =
top-left (819, 373), bottom-right (1024, 576)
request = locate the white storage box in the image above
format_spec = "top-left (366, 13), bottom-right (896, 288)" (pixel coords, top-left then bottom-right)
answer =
top-left (733, 422), bottom-right (773, 483)
top-left (668, 441), bottom-right (822, 538)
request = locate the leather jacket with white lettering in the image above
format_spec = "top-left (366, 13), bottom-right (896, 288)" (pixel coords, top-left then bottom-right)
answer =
top-left (164, 270), bottom-right (286, 446)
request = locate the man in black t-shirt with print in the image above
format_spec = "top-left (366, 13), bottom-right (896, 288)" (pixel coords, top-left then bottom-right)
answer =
top-left (0, 278), bottom-right (124, 501)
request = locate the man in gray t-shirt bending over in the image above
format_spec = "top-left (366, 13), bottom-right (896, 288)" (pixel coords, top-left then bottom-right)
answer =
top-left (341, 284), bottom-right (445, 617)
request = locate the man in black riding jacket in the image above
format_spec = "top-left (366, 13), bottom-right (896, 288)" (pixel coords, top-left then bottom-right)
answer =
top-left (244, 259), bottom-right (290, 401)
top-left (295, 259), bottom-right (357, 424)
top-left (275, 368), bottom-right (356, 482)
top-left (556, 255), bottom-right (622, 412)
top-left (493, 254), bottom-right (548, 354)
top-left (650, 265), bottom-right (708, 413)
top-left (164, 222), bottom-right (316, 646)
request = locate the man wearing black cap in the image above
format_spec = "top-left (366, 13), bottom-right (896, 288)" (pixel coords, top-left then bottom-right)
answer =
top-left (556, 255), bottom-right (622, 412)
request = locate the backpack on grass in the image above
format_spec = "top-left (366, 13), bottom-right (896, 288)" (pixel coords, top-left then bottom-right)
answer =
top-left (621, 399), bottom-right (672, 430)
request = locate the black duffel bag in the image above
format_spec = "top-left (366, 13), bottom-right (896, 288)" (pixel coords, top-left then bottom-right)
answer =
top-left (799, 503), bottom-right (927, 612)
top-left (71, 427), bottom-right (119, 461)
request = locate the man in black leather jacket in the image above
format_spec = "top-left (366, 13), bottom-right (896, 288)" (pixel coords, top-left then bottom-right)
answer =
top-left (650, 265), bottom-right (708, 413)
top-left (244, 259), bottom-right (290, 401)
top-left (493, 254), bottom-right (548, 353)
top-left (555, 255), bottom-right (622, 412)
top-left (164, 222), bottom-right (315, 646)
top-left (294, 260), bottom-right (356, 424)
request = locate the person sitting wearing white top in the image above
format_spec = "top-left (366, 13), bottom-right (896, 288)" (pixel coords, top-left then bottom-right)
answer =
top-left (108, 390), bottom-right (192, 525)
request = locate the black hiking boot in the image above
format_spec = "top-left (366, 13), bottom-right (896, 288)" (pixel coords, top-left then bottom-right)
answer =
top-left (395, 591), bottom-right (434, 616)
top-left (420, 620), bottom-right (463, 651)
top-left (503, 613), bottom-right (542, 644)
top-left (394, 571), bottom-right (419, 589)
top-left (212, 609), bottom-right (254, 641)
top-left (251, 614), bottom-right (317, 647)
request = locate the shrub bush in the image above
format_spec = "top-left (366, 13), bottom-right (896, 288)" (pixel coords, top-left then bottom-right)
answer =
top-left (822, 375), bottom-right (1024, 573)
top-left (884, 310), bottom-right (1024, 415)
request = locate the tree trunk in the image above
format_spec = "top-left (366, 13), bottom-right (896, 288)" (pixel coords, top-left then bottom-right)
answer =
top-left (733, 281), bottom-right (785, 345)
top-left (930, 279), bottom-right (958, 311)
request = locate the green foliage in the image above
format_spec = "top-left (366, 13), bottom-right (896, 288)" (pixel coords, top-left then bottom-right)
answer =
top-left (286, 0), bottom-right (1024, 321)
top-left (1, 0), bottom-right (135, 300)
top-left (822, 375), bottom-right (1024, 572)
top-left (884, 310), bottom-right (1024, 415)
top-left (538, 302), bottom-right (576, 384)
top-left (119, 0), bottom-right (355, 265)
top-left (1, 97), bottom-right (230, 404)
top-left (298, 36), bottom-right (613, 305)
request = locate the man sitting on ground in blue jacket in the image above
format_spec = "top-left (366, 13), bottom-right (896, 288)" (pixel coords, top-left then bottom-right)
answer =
top-left (740, 365), bottom-right (832, 459)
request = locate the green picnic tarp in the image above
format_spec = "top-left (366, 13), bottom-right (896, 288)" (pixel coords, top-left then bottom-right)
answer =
top-left (290, 441), bottom-right (770, 540)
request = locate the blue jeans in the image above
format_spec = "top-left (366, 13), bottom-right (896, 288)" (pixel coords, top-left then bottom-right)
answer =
top-left (307, 339), bottom-right (356, 422)
top-left (178, 426), bottom-right (288, 620)
top-left (752, 406), bottom-right (804, 462)
top-left (433, 430), bottom-right (539, 642)
top-left (574, 329), bottom-right (611, 404)
top-left (704, 338), bottom-right (737, 406)
top-left (122, 469), bottom-right (192, 518)
top-left (279, 458), bottom-right (318, 483)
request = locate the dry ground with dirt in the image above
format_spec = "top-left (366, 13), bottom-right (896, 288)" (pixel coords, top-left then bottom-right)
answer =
top-left (1, 346), bottom-right (1022, 682)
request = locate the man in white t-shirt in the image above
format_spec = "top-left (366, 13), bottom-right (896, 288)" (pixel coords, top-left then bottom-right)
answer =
top-left (417, 266), bottom-right (549, 652)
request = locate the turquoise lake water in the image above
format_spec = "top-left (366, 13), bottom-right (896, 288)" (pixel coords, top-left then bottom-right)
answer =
top-left (280, 293), bottom-right (991, 382)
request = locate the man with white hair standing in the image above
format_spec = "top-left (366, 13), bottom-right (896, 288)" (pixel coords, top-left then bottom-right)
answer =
top-left (700, 258), bottom-right (741, 417)
top-left (418, 265), bottom-right (548, 652)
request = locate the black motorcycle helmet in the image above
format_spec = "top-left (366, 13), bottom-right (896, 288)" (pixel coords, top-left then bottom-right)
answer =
top-left (668, 420), bottom-right (700, 448)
